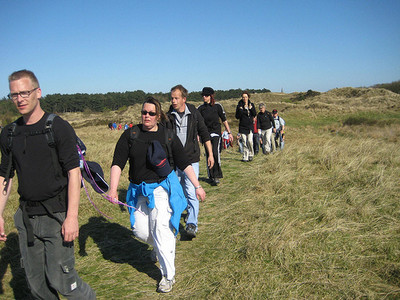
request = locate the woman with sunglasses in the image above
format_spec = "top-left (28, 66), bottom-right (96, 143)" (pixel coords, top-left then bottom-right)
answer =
top-left (109, 97), bottom-right (205, 293)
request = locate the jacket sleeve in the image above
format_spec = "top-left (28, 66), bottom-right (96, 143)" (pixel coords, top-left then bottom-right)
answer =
top-left (216, 103), bottom-right (227, 122)
top-left (0, 126), bottom-right (14, 178)
top-left (249, 103), bottom-right (257, 117)
top-left (235, 103), bottom-right (243, 119)
top-left (195, 109), bottom-right (211, 143)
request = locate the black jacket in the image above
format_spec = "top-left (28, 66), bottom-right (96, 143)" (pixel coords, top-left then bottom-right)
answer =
top-left (166, 103), bottom-right (211, 164)
top-left (257, 111), bottom-right (274, 130)
top-left (235, 99), bottom-right (257, 134)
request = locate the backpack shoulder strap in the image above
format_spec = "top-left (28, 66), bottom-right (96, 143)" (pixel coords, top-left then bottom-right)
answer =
top-left (44, 113), bottom-right (57, 148)
top-left (128, 125), bottom-right (140, 148)
top-left (165, 127), bottom-right (174, 168)
top-left (7, 122), bottom-right (18, 149)
top-left (43, 113), bottom-right (64, 179)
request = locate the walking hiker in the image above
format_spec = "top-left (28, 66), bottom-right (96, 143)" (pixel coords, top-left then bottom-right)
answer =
top-left (252, 117), bottom-right (260, 155)
top-left (271, 109), bottom-right (286, 152)
top-left (235, 91), bottom-right (257, 162)
top-left (0, 70), bottom-right (96, 299)
top-left (257, 103), bottom-right (275, 154)
top-left (197, 87), bottom-right (233, 185)
top-left (166, 85), bottom-right (214, 239)
top-left (109, 97), bottom-right (205, 293)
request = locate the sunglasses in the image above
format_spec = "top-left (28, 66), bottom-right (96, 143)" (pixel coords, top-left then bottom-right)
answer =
top-left (141, 110), bottom-right (157, 116)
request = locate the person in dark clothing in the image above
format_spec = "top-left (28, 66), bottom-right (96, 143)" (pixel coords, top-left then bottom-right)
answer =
top-left (0, 70), bottom-right (95, 299)
top-left (197, 87), bottom-right (233, 185)
top-left (235, 91), bottom-right (257, 162)
top-left (257, 103), bottom-right (275, 154)
top-left (109, 97), bottom-right (205, 293)
top-left (252, 118), bottom-right (260, 155)
top-left (166, 85), bottom-right (213, 238)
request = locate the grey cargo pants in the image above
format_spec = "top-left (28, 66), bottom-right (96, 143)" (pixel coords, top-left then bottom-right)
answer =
top-left (14, 208), bottom-right (96, 299)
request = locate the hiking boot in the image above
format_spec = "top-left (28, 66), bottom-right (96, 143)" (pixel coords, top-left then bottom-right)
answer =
top-left (157, 276), bottom-right (175, 293)
top-left (186, 223), bottom-right (197, 238)
top-left (214, 178), bottom-right (220, 184)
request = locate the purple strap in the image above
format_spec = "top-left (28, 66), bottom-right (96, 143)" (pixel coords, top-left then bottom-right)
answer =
top-left (77, 145), bottom-right (141, 218)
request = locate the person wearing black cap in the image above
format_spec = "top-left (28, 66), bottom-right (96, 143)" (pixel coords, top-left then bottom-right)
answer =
top-left (109, 97), bottom-right (205, 293)
top-left (197, 87), bottom-right (233, 185)
top-left (0, 70), bottom-right (95, 299)
top-left (235, 90), bottom-right (257, 161)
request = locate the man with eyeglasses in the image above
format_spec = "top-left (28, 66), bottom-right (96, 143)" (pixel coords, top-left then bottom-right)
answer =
top-left (0, 70), bottom-right (96, 299)
top-left (167, 84), bottom-right (214, 239)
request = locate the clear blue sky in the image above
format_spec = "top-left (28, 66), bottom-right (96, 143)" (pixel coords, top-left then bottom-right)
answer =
top-left (1, 0), bottom-right (399, 98)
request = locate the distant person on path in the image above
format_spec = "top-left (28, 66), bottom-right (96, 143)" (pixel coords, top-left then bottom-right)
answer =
top-left (197, 87), bottom-right (233, 185)
top-left (257, 103), bottom-right (275, 154)
top-left (0, 70), bottom-right (96, 299)
top-left (235, 91), bottom-right (257, 162)
top-left (166, 84), bottom-right (213, 238)
top-left (221, 130), bottom-right (232, 149)
top-left (271, 109), bottom-right (286, 152)
top-left (109, 97), bottom-right (205, 293)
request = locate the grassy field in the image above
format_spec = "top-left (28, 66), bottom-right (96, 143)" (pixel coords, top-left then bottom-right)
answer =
top-left (0, 88), bottom-right (400, 299)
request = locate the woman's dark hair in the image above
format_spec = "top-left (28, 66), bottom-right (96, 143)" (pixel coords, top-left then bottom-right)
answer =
top-left (142, 96), bottom-right (167, 123)
top-left (210, 94), bottom-right (216, 106)
top-left (242, 90), bottom-right (251, 99)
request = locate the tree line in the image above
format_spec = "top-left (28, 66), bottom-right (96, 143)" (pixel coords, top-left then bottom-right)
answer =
top-left (0, 88), bottom-right (271, 125)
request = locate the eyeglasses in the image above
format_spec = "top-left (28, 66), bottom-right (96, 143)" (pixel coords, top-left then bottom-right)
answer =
top-left (8, 88), bottom-right (38, 101)
top-left (141, 110), bottom-right (157, 116)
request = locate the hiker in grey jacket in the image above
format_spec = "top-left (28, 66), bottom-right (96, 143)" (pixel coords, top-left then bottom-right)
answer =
top-left (166, 84), bottom-right (213, 238)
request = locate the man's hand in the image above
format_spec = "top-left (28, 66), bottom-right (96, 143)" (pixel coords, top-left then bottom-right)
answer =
top-left (207, 155), bottom-right (214, 169)
top-left (228, 133), bottom-right (234, 143)
top-left (62, 216), bottom-right (79, 242)
top-left (196, 187), bottom-right (206, 202)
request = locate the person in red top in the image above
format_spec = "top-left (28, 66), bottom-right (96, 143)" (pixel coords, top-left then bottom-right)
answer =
top-left (252, 117), bottom-right (260, 155)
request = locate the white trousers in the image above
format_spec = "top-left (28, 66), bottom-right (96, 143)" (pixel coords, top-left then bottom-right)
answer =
top-left (240, 132), bottom-right (254, 161)
top-left (132, 186), bottom-right (176, 280)
top-left (260, 128), bottom-right (273, 153)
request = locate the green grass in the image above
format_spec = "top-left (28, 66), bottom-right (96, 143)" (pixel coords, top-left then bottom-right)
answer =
top-left (1, 101), bottom-right (400, 299)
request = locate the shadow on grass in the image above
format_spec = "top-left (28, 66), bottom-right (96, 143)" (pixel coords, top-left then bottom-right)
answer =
top-left (78, 217), bottom-right (160, 281)
top-left (0, 232), bottom-right (33, 300)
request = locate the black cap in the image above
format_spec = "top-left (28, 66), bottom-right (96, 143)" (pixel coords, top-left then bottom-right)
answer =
top-left (272, 109), bottom-right (278, 114)
top-left (147, 140), bottom-right (173, 177)
top-left (201, 87), bottom-right (214, 96)
top-left (81, 161), bottom-right (109, 193)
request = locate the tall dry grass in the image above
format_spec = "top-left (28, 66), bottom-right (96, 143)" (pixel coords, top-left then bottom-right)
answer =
top-left (0, 90), bottom-right (399, 299)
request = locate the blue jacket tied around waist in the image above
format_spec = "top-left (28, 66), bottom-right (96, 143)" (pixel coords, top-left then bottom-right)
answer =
top-left (126, 170), bottom-right (187, 235)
